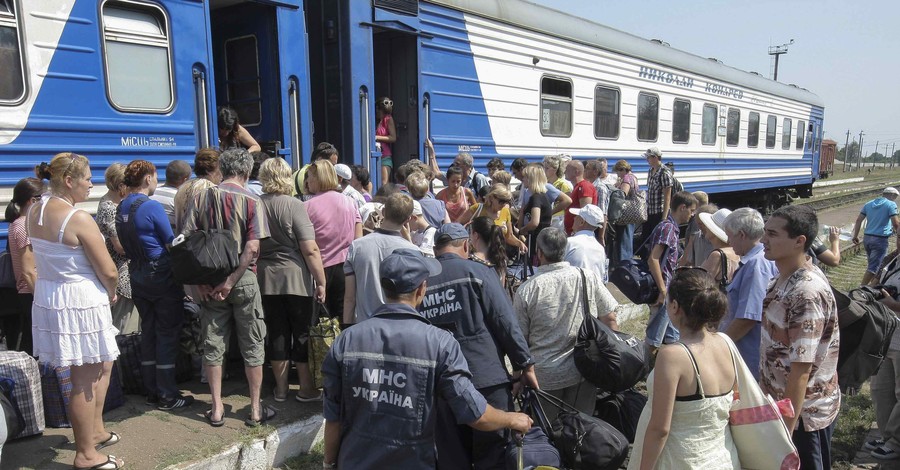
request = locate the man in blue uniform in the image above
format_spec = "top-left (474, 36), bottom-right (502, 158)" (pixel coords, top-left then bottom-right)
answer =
top-left (421, 223), bottom-right (538, 469)
top-left (322, 249), bottom-right (532, 470)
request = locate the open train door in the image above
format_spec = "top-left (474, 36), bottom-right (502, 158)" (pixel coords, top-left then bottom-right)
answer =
top-left (208, 0), bottom-right (312, 169)
top-left (306, 0), bottom-right (424, 187)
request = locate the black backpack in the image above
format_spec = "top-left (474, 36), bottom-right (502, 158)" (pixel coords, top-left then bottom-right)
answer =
top-left (832, 284), bottom-right (899, 392)
top-left (170, 188), bottom-right (240, 286)
top-left (573, 269), bottom-right (651, 393)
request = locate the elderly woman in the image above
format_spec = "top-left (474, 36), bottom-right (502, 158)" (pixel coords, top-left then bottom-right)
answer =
top-left (96, 163), bottom-right (137, 334)
top-left (698, 208), bottom-right (741, 289)
top-left (4, 177), bottom-right (42, 355)
top-left (305, 160), bottom-right (362, 322)
top-left (30, 153), bottom-right (122, 470)
top-left (612, 159), bottom-right (639, 265)
top-left (257, 158), bottom-right (327, 402)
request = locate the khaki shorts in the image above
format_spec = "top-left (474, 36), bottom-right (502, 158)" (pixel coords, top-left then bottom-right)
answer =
top-left (200, 271), bottom-right (267, 367)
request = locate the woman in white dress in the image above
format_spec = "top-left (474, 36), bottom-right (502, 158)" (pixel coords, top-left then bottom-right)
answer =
top-left (29, 153), bottom-right (123, 470)
top-left (629, 268), bottom-right (740, 470)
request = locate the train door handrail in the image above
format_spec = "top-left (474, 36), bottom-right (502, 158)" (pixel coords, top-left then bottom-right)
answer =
top-left (192, 66), bottom-right (210, 149)
top-left (288, 77), bottom-right (301, 170)
top-left (359, 87), bottom-right (371, 176)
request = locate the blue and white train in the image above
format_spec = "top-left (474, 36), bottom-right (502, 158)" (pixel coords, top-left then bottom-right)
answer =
top-left (0, 0), bottom-right (824, 242)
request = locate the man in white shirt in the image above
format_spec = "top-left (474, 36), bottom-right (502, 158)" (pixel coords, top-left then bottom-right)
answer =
top-left (565, 204), bottom-right (608, 283)
top-left (335, 163), bottom-right (366, 209)
top-left (150, 159), bottom-right (191, 228)
top-left (599, 158), bottom-right (618, 187)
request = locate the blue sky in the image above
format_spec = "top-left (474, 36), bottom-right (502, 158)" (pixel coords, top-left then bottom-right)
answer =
top-left (531, 0), bottom-right (900, 154)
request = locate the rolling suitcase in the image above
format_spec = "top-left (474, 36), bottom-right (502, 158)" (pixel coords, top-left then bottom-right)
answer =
top-left (0, 350), bottom-right (44, 439)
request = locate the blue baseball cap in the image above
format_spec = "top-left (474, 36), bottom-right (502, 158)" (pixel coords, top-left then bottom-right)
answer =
top-left (435, 223), bottom-right (469, 246)
top-left (380, 248), bottom-right (442, 294)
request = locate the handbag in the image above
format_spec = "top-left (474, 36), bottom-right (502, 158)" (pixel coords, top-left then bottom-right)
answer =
top-left (616, 187), bottom-right (647, 226)
top-left (720, 333), bottom-right (800, 470)
top-left (573, 269), bottom-right (650, 392)
top-left (506, 389), bottom-right (563, 470)
top-left (309, 303), bottom-right (340, 389)
top-left (609, 259), bottom-right (659, 305)
top-left (716, 248), bottom-right (731, 292)
top-left (530, 387), bottom-right (628, 470)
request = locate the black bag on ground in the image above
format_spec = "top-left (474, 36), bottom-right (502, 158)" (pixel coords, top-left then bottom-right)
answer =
top-left (832, 284), bottom-right (899, 391)
top-left (609, 259), bottom-right (659, 305)
top-left (115, 333), bottom-right (146, 395)
top-left (595, 388), bottom-right (647, 443)
top-left (170, 189), bottom-right (239, 286)
top-left (531, 387), bottom-right (628, 470)
top-left (573, 269), bottom-right (650, 393)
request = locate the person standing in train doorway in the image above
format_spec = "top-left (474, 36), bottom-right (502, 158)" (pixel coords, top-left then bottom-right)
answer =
top-left (850, 186), bottom-right (900, 285)
top-left (375, 97), bottom-right (397, 187)
top-left (640, 147), bottom-right (674, 251)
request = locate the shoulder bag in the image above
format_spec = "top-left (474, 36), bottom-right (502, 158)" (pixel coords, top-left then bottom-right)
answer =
top-left (170, 188), bottom-right (240, 286)
top-left (715, 248), bottom-right (730, 292)
top-left (573, 269), bottom-right (650, 393)
top-left (720, 333), bottom-right (800, 470)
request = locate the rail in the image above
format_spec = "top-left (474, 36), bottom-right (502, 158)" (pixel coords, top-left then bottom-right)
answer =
top-left (359, 88), bottom-right (371, 177)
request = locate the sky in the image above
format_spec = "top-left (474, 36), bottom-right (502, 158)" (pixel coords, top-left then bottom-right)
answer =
top-left (531, 0), bottom-right (900, 155)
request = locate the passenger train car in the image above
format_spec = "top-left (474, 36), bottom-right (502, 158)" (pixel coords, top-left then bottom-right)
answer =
top-left (0, 0), bottom-right (823, 244)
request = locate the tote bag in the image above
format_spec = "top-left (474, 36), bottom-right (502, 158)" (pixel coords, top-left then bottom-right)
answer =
top-left (720, 333), bottom-right (800, 470)
top-left (616, 189), bottom-right (647, 225)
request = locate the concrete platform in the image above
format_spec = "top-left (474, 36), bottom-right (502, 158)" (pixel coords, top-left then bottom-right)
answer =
top-left (3, 367), bottom-right (325, 470)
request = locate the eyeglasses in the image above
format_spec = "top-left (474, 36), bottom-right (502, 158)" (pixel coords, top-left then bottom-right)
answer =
top-left (497, 199), bottom-right (511, 205)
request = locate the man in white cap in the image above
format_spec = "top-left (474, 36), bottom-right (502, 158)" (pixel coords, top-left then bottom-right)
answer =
top-left (335, 163), bottom-right (366, 209)
top-left (851, 186), bottom-right (900, 285)
top-left (565, 204), bottom-right (608, 282)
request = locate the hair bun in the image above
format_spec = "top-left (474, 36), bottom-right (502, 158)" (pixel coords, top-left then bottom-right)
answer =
top-left (34, 162), bottom-right (51, 180)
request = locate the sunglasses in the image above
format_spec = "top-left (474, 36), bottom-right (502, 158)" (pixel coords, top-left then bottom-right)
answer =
top-left (675, 266), bottom-right (708, 273)
top-left (382, 99), bottom-right (393, 107)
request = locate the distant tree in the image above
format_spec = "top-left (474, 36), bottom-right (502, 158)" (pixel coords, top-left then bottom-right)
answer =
top-left (838, 141), bottom-right (859, 162)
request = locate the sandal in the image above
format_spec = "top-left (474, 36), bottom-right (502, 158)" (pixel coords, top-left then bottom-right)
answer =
top-left (95, 431), bottom-right (120, 451)
top-left (205, 409), bottom-right (225, 427)
top-left (244, 405), bottom-right (277, 427)
top-left (73, 454), bottom-right (124, 470)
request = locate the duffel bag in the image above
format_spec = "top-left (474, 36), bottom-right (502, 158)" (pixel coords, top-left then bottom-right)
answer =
top-left (609, 258), bottom-right (659, 305)
top-left (532, 387), bottom-right (628, 470)
top-left (574, 269), bottom-right (650, 393)
top-left (507, 390), bottom-right (562, 470)
top-left (595, 388), bottom-right (647, 443)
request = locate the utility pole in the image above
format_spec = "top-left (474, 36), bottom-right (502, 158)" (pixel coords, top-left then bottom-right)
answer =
top-left (875, 141), bottom-right (880, 168)
top-left (857, 131), bottom-right (864, 170)
top-left (844, 130), bottom-right (851, 172)
top-left (893, 143), bottom-right (897, 168)
top-left (768, 39), bottom-right (794, 81)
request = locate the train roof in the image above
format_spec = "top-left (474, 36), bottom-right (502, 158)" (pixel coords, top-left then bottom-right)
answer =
top-left (430, 0), bottom-right (824, 108)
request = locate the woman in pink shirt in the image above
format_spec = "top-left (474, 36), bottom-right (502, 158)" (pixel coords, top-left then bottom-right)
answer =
top-left (375, 97), bottom-right (397, 187)
top-left (4, 177), bottom-right (43, 354)
top-left (304, 160), bottom-right (362, 322)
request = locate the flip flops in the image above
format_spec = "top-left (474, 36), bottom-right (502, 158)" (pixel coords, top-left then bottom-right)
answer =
top-left (244, 405), bottom-right (277, 427)
top-left (95, 432), bottom-right (120, 451)
top-left (73, 455), bottom-right (124, 470)
top-left (205, 409), bottom-right (225, 427)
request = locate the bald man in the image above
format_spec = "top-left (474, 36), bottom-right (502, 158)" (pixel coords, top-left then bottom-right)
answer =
top-left (563, 160), bottom-right (597, 235)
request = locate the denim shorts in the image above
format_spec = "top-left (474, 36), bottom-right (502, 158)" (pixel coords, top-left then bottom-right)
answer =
top-left (864, 234), bottom-right (890, 274)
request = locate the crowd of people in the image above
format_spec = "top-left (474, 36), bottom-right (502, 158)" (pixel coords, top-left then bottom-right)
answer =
top-left (5, 134), bottom-right (899, 470)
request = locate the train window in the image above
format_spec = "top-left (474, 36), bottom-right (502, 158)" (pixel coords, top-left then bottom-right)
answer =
top-left (796, 120), bottom-right (805, 150)
top-left (747, 112), bottom-right (759, 148)
top-left (766, 115), bottom-right (777, 149)
top-left (726, 108), bottom-right (740, 147)
top-left (102, 2), bottom-right (173, 112)
top-left (672, 99), bottom-right (691, 144)
top-left (225, 36), bottom-right (262, 126)
top-left (540, 76), bottom-right (573, 137)
top-left (593, 86), bottom-right (619, 140)
top-left (637, 92), bottom-right (658, 141)
top-left (782, 117), bottom-right (792, 150)
top-left (702, 104), bottom-right (717, 145)
top-left (0, 0), bottom-right (25, 103)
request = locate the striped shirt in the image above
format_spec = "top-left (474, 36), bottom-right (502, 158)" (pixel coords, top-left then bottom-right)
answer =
top-left (182, 181), bottom-right (270, 258)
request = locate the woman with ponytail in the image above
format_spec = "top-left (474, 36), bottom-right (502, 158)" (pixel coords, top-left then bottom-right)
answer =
top-left (629, 268), bottom-right (740, 470)
top-left (468, 216), bottom-right (508, 284)
top-left (3, 177), bottom-right (44, 354)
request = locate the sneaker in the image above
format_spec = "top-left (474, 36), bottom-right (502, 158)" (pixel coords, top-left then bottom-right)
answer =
top-left (865, 438), bottom-right (887, 451)
top-left (158, 395), bottom-right (195, 411)
top-left (872, 445), bottom-right (900, 460)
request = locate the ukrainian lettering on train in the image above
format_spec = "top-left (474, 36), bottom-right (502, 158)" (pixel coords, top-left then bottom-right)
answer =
top-left (637, 66), bottom-right (694, 89)
top-left (704, 82), bottom-right (744, 100)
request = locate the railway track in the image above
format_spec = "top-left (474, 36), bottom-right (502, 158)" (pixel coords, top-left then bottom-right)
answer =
top-left (799, 177), bottom-right (900, 212)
